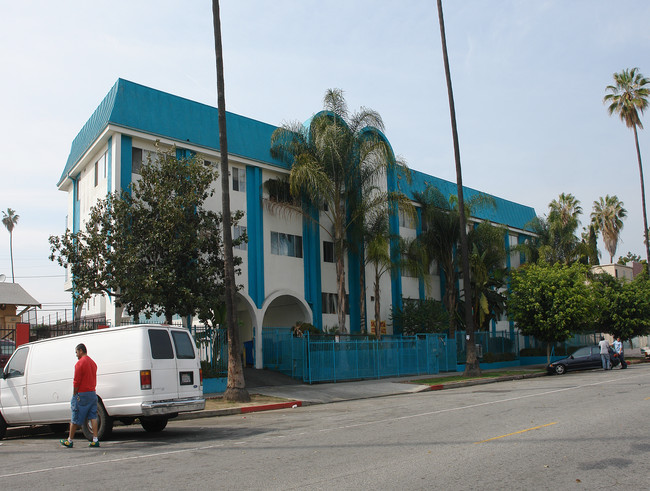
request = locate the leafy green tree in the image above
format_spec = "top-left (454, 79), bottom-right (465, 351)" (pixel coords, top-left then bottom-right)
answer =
top-left (2, 208), bottom-right (19, 283)
top-left (49, 147), bottom-right (235, 326)
top-left (508, 262), bottom-right (595, 361)
top-left (391, 298), bottom-right (449, 336)
top-left (591, 272), bottom-right (650, 340)
top-left (604, 68), bottom-right (650, 270)
top-left (270, 88), bottom-right (410, 333)
top-left (618, 252), bottom-right (641, 265)
top-left (591, 195), bottom-right (627, 263)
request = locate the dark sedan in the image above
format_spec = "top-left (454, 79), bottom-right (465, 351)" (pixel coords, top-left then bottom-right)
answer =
top-left (547, 346), bottom-right (620, 375)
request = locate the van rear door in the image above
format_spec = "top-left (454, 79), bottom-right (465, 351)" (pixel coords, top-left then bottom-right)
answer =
top-left (170, 329), bottom-right (201, 398)
top-left (147, 329), bottom-right (179, 401)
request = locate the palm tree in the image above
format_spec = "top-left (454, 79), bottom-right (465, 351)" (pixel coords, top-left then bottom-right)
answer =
top-left (604, 68), bottom-right (650, 271)
top-left (363, 210), bottom-right (395, 341)
top-left (270, 89), bottom-right (410, 333)
top-left (547, 193), bottom-right (583, 265)
top-left (591, 195), bottom-right (627, 263)
top-left (467, 222), bottom-right (508, 331)
top-left (436, 0), bottom-right (478, 376)
top-left (2, 208), bottom-right (19, 282)
top-left (411, 186), bottom-right (495, 336)
top-left (211, 0), bottom-right (249, 402)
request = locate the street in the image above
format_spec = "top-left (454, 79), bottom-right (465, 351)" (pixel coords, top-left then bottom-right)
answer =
top-left (1, 365), bottom-right (648, 490)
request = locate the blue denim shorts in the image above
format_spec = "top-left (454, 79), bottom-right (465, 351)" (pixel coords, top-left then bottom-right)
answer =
top-left (71, 391), bottom-right (98, 425)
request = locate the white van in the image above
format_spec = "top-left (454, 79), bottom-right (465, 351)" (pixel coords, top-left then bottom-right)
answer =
top-left (0, 324), bottom-right (205, 440)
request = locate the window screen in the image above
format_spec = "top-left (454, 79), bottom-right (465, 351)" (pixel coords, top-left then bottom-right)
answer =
top-left (148, 329), bottom-right (174, 359)
top-left (171, 331), bottom-right (195, 359)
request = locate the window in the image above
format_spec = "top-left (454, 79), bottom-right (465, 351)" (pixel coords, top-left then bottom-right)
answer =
top-left (171, 331), bottom-right (196, 359)
top-left (94, 160), bottom-right (99, 187)
top-left (323, 241), bottom-right (334, 263)
top-left (271, 231), bottom-right (303, 258)
top-left (148, 329), bottom-right (174, 359)
top-left (4, 347), bottom-right (28, 378)
top-left (399, 208), bottom-right (414, 229)
top-left (322, 293), bottom-right (348, 314)
top-left (132, 147), bottom-right (143, 175)
top-left (232, 167), bottom-right (246, 192)
top-left (234, 225), bottom-right (247, 250)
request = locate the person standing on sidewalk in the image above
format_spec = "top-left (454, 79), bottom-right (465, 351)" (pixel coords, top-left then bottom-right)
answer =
top-left (598, 336), bottom-right (611, 370)
top-left (60, 343), bottom-right (100, 448)
top-left (613, 337), bottom-right (628, 369)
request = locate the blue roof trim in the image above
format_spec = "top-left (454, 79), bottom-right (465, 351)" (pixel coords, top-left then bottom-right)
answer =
top-left (59, 79), bottom-right (288, 186)
top-left (60, 80), bottom-right (536, 231)
top-left (402, 169), bottom-right (536, 231)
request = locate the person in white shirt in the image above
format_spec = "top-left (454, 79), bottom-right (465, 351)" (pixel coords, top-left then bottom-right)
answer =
top-left (613, 337), bottom-right (628, 369)
top-left (598, 336), bottom-right (611, 370)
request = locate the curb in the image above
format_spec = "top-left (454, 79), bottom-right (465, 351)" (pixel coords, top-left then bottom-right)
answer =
top-left (423, 371), bottom-right (548, 391)
top-left (176, 400), bottom-right (303, 421)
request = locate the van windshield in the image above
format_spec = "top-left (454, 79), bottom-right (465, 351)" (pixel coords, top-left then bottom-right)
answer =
top-left (171, 331), bottom-right (195, 359)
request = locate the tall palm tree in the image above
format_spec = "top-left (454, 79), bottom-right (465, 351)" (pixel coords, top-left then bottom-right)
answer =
top-left (211, 0), bottom-right (249, 402)
top-left (604, 68), bottom-right (650, 271)
top-left (436, 0), bottom-right (478, 376)
top-left (270, 89), bottom-right (410, 333)
top-left (591, 195), bottom-right (627, 263)
top-left (2, 208), bottom-right (19, 282)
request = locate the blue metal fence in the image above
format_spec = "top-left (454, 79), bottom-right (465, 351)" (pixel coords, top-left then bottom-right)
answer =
top-left (262, 329), bottom-right (448, 383)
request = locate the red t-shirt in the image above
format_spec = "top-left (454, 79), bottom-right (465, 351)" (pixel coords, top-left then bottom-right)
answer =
top-left (73, 355), bottom-right (97, 393)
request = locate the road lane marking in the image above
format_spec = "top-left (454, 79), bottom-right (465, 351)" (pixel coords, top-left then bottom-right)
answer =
top-left (474, 422), bottom-right (557, 444)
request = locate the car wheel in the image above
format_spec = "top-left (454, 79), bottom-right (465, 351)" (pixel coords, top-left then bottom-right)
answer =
top-left (0, 414), bottom-right (6, 440)
top-left (554, 364), bottom-right (566, 375)
top-left (140, 416), bottom-right (168, 432)
top-left (82, 399), bottom-right (113, 441)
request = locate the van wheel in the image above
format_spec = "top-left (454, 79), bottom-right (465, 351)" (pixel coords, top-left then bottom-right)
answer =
top-left (140, 417), bottom-right (168, 432)
top-left (83, 399), bottom-right (113, 441)
top-left (0, 414), bottom-right (6, 440)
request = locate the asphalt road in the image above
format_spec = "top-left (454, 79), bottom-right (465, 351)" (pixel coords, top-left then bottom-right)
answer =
top-left (1, 365), bottom-right (648, 490)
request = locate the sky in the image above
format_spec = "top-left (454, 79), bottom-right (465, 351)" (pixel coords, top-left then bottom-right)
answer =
top-left (1, 0), bottom-right (649, 322)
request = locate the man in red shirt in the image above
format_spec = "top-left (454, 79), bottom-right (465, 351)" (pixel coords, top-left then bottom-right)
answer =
top-left (60, 343), bottom-right (100, 448)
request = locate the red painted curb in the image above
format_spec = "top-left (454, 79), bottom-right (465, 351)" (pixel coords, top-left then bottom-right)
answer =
top-left (429, 385), bottom-right (444, 391)
top-left (240, 401), bottom-right (302, 413)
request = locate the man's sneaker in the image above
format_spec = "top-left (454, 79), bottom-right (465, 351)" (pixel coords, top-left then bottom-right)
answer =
top-left (60, 439), bottom-right (73, 448)
top-left (88, 441), bottom-right (100, 448)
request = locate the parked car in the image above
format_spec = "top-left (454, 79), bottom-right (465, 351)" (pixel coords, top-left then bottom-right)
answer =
top-left (547, 346), bottom-right (620, 375)
top-left (0, 339), bottom-right (15, 369)
top-left (640, 346), bottom-right (650, 359)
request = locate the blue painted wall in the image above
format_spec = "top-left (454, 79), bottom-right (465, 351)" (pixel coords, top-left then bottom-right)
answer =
top-left (246, 166), bottom-right (265, 308)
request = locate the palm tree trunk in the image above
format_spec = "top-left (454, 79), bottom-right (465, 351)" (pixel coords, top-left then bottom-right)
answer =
top-left (436, 0), bottom-right (479, 376)
top-left (212, 0), bottom-right (249, 402)
top-left (633, 125), bottom-right (650, 273)
top-left (9, 231), bottom-right (14, 282)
